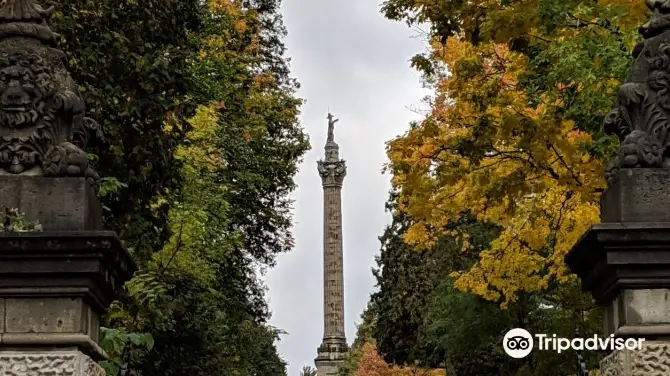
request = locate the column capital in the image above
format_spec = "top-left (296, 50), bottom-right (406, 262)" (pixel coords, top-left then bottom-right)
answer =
top-left (317, 159), bottom-right (346, 188)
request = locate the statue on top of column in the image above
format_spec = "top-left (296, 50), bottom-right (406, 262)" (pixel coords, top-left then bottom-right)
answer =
top-left (327, 112), bottom-right (338, 144)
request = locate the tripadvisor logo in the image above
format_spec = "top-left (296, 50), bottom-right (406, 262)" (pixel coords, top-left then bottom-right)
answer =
top-left (503, 328), bottom-right (534, 358)
top-left (502, 328), bottom-right (645, 359)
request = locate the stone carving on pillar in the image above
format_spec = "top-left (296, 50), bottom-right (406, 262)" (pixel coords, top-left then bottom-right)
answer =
top-left (565, 3), bottom-right (670, 375)
top-left (600, 343), bottom-right (670, 376)
top-left (0, 0), bottom-right (99, 182)
top-left (318, 113), bottom-right (346, 188)
top-left (315, 113), bottom-right (348, 376)
top-left (317, 160), bottom-right (346, 187)
top-left (0, 2), bottom-right (135, 376)
top-left (602, 0), bottom-right (670, 183)
top-left (0, 351), bottom-right (106, 376)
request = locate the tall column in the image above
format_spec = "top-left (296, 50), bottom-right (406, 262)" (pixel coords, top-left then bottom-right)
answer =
top-left (315, 113), bottom-right (348, 376)
top-left (565, 1), bottom-right (670, 374)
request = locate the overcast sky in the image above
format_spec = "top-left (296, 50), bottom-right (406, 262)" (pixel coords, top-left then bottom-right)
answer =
top-left (263, 1), bottom-right (429, 375)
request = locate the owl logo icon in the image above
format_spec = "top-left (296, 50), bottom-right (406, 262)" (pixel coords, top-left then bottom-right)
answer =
top-left (503, 328), bottom-right (534, 358)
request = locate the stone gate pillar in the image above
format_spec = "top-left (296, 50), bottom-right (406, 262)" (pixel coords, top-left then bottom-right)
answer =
top-left (565, 1), bottom-right (670, 374)
top-left (0, 0), bottom-right (135, 375)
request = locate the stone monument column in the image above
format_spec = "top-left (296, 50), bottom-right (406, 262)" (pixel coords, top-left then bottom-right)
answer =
top-left (0, 1), bottom-right (135, 375)
top-left (565, 1), bottom-right (670, 374)
top-left (315, 113), bottom-right (348, 376)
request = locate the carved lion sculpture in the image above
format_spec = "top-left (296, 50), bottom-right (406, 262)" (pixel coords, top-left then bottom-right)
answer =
top-left (0, 0), bottom-right (100, 184)
top-left (604, 0), bottom-right (670, 184)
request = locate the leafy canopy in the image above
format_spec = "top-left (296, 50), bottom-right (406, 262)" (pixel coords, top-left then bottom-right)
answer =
top-left (384, 0), bottom-right (646, 305)
top-left (49, 0), bottom-right (308, 375)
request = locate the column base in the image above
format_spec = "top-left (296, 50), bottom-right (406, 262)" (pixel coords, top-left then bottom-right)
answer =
top-left (600, 341), bottom-right (670, 375)
top-left (0, 349), bottom-right (104, 376)
top-left (315, 337), bottom-right (348, 376)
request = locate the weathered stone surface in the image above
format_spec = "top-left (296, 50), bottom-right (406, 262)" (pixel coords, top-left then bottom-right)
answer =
top-left (5, 298), bottom-right (80, 333)
top-left (0, 0), bottom-right (100, 181)
top-left (0, 177), bottom-right (101, 231)
top-left (601, 342), bottom-right (670, 376)
top-left (315, 114), bottom-right (348, 376)
top-left (2, 298), bottom-right (100, 343)
top-left (0, 350), bottom-right (105, 376)
top-left (565, 222), bottom-right (670, 305)
top-left (601, 348), bottom-right (623, 376)
top-left (0, 231), bottom-right (132, 314)
top-left (601, 0), bottom-right (670, 183)
top-left (0, 231), bottom-right (133, 359)
top-left (601, 169), bottom-right (670, 222)
top-left (314, 360), bottom-right (343, 376)
top-left (0, 300), bottom-right (4, 334)
top-left (317, 158), bottom-right (346, 188)
top-left (571, 5), bottom-right (670, 374)
top-left (0, 0), bottom-right (131, 372)
top-left (604, 289), bottom-right (670, 337)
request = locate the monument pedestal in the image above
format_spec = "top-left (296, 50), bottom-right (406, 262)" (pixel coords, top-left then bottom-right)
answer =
top-left (315, 337), bottom-right (348, 376)
top-left (0, 350), bottom-right (106, 376)
top-left (0, 0), bottom-right (135, 371)
top-left (566, 169), bottom-right (670, 375)
top-left (0, 178), bottom-right (135, 376)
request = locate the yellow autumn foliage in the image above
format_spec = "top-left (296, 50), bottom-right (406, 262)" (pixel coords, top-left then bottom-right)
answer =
top-left (387, 0), bottom-right (646, 305)
top-left (150, 104), bottom-right (228, 284)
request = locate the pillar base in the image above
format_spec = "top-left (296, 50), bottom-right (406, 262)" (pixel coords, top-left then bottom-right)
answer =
top-left (566, 169), bottom-right (670, 374)
top-left (565, 222), bottom-right (670, 305)
top-left (315, 337), bottom-right (348, 376)
top-left (0, 349), bottom-right (105, 376)
top-left (604, 289), bottom-right (670, 337)
top-left (0, 231), bottom-right (134, 360)
top-left (600, 341), bottom-right (670, 375)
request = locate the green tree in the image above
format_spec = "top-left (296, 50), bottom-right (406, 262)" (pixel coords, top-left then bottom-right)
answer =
top-left (371, 195), bottom-right (498, 368)
top-left (382, 0), bottom-right (644, 306)
top-left (44, 0), bottom-right (308, 375)
top-left (339, 302), bottom-right (377, 376)
top-left (373, 0), bottom-right (646, 374)
top-left (46, 0), bottom-right (203, 263)
top-left (301, 365), bottom-right (318, 376)
top-left (369, 197), bottom-right (602, 376)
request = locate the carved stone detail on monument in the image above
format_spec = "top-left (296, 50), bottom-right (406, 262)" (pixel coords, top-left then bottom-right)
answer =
top-left (318, 160), bottom-right (346, 187)
top-left (601, 348), bottom-right (623, 376)
top-left (0, 351), bottom-right (105, 376)
top-left (602, 0), bottom-right (670, 184)
top-left (0, 0), bottom-right (100, 182)
top-left (630, 343), bottom-right (670, 375)
top-left (315, 113), bottom-right (348, 376)
top-left (600, 343), bottom-right (670, 376)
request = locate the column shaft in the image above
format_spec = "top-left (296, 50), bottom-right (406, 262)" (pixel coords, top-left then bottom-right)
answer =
top-left (323, 185), bottom-right (345, 339)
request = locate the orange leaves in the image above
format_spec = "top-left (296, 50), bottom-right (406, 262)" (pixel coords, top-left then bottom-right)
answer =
top-left (354, 343), bottom-right (446, 376)
top-left (207, 0), bottom-right (238, 14)
top-left (233, 20), bottom-right (248, 34)
top-left (204, 0), bottom-right (259, 56)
